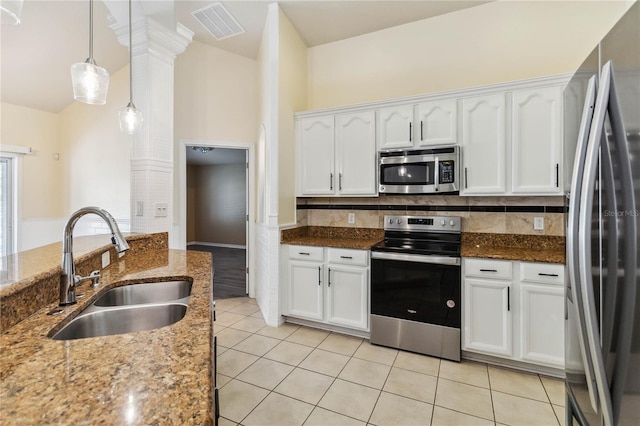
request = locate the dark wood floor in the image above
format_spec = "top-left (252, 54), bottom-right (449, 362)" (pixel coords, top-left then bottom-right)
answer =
top-left (187, 245), bottom-right (247, 299)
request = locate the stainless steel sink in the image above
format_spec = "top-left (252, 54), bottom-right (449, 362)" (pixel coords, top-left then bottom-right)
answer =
top-left (93, 280), bottom-right (192, 307)
top-left (51, 304), bottom-right (187, 340)
top-left (50, 280), bottom-right (193, 340)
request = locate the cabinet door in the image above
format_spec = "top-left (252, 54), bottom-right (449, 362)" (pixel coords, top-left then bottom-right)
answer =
top-left (335, 111), bottom-right (377, 196)
top-left (518, 283), bottom-right (564, 367)
top-left (326, 265), bottom-right (368, 330)
top-left (463, 277), bottom-right (512, 357)
top-left (511, 87), bottom-right (563, 194)
top-left (460, 94), bottom-right (506, 195)
top-left (415, 99), bottom-right (457, 146)
top-left (297, 116), bottom-right (335, 196)
top-left (288, 260), bottom-right (324, 321)
top-left (377, 105), bottom-right (414, 150)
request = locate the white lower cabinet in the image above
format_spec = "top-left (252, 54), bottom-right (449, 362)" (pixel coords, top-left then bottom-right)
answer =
top-left (463, 258), bottom-right (565, 369)
top-left (283, 245), bottom-right (369, 331)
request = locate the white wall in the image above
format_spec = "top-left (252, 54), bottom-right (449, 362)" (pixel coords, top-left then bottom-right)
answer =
top-left (58, 65), bottom-right (132, 224)
top-left (307, 0), bottom-right (634, 109)
top-left (278, 9), bottom-right (308, 226)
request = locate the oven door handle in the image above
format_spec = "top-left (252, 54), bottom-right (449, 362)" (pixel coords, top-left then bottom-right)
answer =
top-left (371, 251), bottom-right (460, 266)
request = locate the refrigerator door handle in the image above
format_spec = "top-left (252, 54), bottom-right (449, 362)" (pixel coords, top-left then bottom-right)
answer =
top-left (605, 61), bottom-right (637, 423)
top-left (578, 63), bottom-right (615, 426)
top-left (567, 75), bottom-right (600, 414)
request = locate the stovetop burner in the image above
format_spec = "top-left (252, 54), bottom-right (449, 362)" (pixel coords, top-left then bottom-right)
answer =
top-left (371, 215), bottom-right (461, 257)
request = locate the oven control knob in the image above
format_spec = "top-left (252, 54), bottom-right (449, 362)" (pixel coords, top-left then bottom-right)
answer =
top-left (441, 219), bottom-right (446, 226)
top-left (449, 220), bottom-right (455, 227)
top-left (396, 219), bottom-right (402, 224)
top-left (388, 218), bottom-right (394, 224)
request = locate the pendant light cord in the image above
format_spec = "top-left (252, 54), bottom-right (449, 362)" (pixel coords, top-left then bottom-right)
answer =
top-left (128, 0), bottom-right (133, 104)
top-left (88, 0), bottom-right (94, 61)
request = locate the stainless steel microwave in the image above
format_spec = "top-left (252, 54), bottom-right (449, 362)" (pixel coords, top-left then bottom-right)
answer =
top-left (378, 146), bottom-right (460, 194)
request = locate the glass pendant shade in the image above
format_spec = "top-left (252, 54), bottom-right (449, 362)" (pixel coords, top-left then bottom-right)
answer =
top-left (119, 102), bottom-right (143, 135)
top-left (71, 60), bottom-right (110, 105)
top-left (1, 0), bottom-right (23, 25)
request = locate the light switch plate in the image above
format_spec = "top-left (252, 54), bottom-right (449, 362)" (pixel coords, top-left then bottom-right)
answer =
top-left (534, 217), bottom-right (544, 230)
top-left (155, 203), bottom-right (168, 218)
top-left (136, 201), bottom-right (144, 217)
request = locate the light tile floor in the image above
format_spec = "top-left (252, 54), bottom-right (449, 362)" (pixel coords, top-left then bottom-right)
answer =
top-left (215, 297), bottom-right (566, 426)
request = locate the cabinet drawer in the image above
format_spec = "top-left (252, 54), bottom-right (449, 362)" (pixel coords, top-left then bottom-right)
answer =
top-left (520, 262), bottom-right (564, 285)
top-left (327, 248), bottom-right (368, 266)
top-left (464, 258), bottom-right (512, 280)
top-left (289, 245), bottom-right (324, 261)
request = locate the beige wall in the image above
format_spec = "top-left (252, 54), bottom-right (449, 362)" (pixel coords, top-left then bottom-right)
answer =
top-left (277, 9), bottom-right (308, 226)
top-left (174, 41), bottom-right (259, 223)
top-left (1, 103), bottom-right (63, 219)
top-left (188, 163), bottom-right (246, 246)
top-left (174, 41), bottom-right (259, 143)
top-left (58, 65), bottom-right (131, 222)
top-left (307, 0), bottom-right (633, 109)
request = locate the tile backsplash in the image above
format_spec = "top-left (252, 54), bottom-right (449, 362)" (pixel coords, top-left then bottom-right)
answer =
top-left (296, 195), bottom-right (566, 236)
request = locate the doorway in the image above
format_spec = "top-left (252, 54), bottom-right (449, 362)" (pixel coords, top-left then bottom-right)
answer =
top-left (178, 140), bottom-right (255, 299)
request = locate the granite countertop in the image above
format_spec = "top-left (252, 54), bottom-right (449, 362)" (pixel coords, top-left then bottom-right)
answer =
top-left (0, 245), bottom-right (214, 424)
top-left (461, 233), bottom-right (566, 264)
top-left (281, 226), bottom-right (384, 250)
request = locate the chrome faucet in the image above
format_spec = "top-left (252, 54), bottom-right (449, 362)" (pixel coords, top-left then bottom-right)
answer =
top-left (59, 207), bottom-right (130, 306)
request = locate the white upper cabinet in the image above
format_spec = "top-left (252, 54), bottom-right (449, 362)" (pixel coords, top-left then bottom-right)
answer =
top-left (511, 86), bottom-right (563, 194)
top-left (335, 111), bottom-right (377, 196)
top-left (297, 116), bottom-right (335, 196)
top-left (297, 112), bottom-right (376, 197)
top-left (461, 94), bottom-right (507, 195)
top-left (377, 105), bottom-right (414, 150)
top-left (415, 99), bottom-right (457, 147)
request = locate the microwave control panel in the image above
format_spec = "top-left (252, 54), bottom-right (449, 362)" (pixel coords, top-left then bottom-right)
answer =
top-left (439, 160), bottom-right (455, 184)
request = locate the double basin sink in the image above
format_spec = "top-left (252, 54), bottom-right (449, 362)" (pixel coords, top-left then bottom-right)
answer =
top-left (50, 280), bottom-right (192, 341)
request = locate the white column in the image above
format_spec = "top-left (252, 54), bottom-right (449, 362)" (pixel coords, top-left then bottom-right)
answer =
top-left (112, 17), bottom-right (193, 234)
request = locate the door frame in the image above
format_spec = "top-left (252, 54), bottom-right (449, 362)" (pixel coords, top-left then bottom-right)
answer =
top-left (177, 139), bottom-right (256, 298)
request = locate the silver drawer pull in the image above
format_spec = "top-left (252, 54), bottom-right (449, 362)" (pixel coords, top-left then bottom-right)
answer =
top-left (480, 269), bottom-right (498, 272)
top-left (340, 256), bottom-right (353, 259)
top-left (538, 273), bottom-right (559, 277)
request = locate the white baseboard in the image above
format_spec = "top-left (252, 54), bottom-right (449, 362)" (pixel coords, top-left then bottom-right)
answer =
top-left (187, 241), bottom-right (247, 250)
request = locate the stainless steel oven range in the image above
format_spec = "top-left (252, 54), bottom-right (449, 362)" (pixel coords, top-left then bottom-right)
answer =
top-left (370, 215), bottom-right (461, 361)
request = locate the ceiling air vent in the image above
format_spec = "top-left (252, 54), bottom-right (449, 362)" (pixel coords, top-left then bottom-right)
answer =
top-left (192, 2), bottom-right (245, 41)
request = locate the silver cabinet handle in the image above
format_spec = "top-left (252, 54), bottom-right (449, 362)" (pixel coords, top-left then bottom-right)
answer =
top-left (340, 256), bottom-right (352, 259)
top-left (434, 156), bottom-right (440, 192)
top-left (555, 163), bottom-right (559, 188)
top-left (328, 268), bottom-right (331, 287)
top-left (318, 266), bottom-right (321, 286)
top-left (330, 173), bottom-right (334, 191)
top-left (480, 269), bottom-right (497, 272)
top-left (339, 173), bottom-right (342, 191)
top-left (409, 122), bottom-right (412, 142)
top-left (538, 273), bottom-right (559, 277)
top-left (464, 167), bottom-right (468, 189)
top-left (507, 287), bottom-right (510, 311)
top-left (420, 120), bottom-right (424, 141)
top-left (299, 252), bottom-right (310, 256)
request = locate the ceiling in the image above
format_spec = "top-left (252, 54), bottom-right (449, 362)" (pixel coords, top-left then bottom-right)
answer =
top-left (1, 0), bottom-right (491, 113)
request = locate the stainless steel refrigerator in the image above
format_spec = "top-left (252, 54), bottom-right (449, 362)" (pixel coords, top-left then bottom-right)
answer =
top-left (564, 3), bottom-right (639, 425)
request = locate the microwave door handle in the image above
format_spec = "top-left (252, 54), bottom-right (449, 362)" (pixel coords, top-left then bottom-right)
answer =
top-left (434, 156), bottom-right (439, 192)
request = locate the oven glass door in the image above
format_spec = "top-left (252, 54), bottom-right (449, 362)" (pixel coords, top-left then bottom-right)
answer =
top-left (371, 257), bottom-right (461, 328)
top-left (380, 162), bottom-right (434, 186)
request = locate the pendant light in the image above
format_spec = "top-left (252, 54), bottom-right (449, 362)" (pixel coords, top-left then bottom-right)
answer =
top-left (1, 0), bottom-right (23, 25)
top-left (70, 0), bottom-right (110, 105)
top-left (119, 0), bottom-right (143, 135)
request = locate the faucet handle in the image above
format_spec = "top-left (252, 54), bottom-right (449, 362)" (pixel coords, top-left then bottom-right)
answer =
top-left (74, 270), bottom-right (101, 287)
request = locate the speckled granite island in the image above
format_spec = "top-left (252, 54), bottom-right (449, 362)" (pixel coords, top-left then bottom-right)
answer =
top-left (0, 233), bottom-right (214, 425)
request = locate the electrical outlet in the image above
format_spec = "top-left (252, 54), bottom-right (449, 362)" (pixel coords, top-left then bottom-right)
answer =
top-left (101, 251), bottom-right (110, 268)
top-left (136, 201), bottom-right (144, 217)
top-left (155, 203), bottom-right (168, 218)
top-left (534, 217), bottom-right (544, 230)
top-left (348, 213), bottom-right (355, 224)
